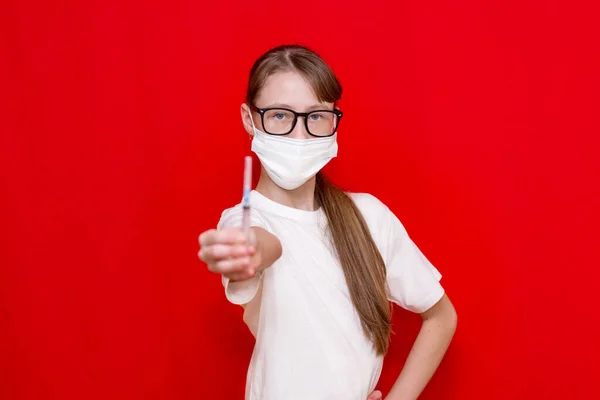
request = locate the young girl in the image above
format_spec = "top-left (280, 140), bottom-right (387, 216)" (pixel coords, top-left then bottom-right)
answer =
top-left (198, 44), bottom-right (457, 400)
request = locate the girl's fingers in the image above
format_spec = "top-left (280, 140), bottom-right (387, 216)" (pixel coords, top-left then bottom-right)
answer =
top-left (367, 390), bottom-right (382, 400)
top-left (230, 244), bottom-right (255, 258)
top-left (224, 267), bottom-right (258, 282)
top-left (199, 228), bottom-right (247, 247)
top-left (215, 257), bottom-right (253, 275)
top-left (199, 244), bottom-right (253, 263)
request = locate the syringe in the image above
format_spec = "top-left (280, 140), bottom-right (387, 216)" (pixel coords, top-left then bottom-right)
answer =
top-left (241, 156), bottom-right (252, 238)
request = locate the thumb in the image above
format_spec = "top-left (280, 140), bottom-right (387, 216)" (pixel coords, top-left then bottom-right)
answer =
top-left (367, 390), bottom-right (382, 400)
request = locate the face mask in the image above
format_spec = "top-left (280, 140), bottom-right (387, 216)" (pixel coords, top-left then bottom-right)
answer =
top-left (249, 114), bottom-right (338, 190)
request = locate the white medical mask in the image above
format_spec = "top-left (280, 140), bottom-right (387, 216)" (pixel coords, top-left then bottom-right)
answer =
top-left (249, 116), bottom-right (338, 190)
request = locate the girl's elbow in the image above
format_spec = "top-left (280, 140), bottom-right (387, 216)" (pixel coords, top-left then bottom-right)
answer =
top-left (448, 305), bottom-right (458, 334)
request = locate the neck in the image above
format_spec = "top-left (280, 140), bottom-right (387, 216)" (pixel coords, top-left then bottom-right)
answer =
top-left (255, 168), bottom-right (317, 211)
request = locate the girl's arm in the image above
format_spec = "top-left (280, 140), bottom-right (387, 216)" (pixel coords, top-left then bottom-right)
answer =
top-left (248, 226), bottom-right (282, 275)
top-left (386, 294), bottom-right (457, 400)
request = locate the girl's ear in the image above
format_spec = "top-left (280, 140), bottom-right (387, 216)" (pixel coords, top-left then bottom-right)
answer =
top-left (240, 103), bottom-right (254, 137)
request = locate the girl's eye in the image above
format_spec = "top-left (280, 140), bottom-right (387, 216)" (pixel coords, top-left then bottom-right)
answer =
top-left (266, 111), bottom-right (291, 121)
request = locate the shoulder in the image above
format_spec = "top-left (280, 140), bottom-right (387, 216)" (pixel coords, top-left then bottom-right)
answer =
top-left (218, 200), bottom-right (241, 218)
top-left (217, 200), bottom-right (270, 231)
top-left (345, 191), bottom-right (401, 238)
top-left (346, 192), bottom-right (391, 220)
top-left (346, 191), bottom-right (412, 238)
top-left (216, 200), bottom-right (243, 229)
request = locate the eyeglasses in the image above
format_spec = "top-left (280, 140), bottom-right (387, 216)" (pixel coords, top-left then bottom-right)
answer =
top-left (249, 104), bottom-right (343, 137)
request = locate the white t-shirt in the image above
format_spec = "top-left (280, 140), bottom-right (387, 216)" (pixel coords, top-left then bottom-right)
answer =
top-left (217, 190), bottom-right (444, 400)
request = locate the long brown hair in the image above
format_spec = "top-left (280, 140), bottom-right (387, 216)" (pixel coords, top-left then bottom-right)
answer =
top-left (246, 44), bottom-right (392, 355)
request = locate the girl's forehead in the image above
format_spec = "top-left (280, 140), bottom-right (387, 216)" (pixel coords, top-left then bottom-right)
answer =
top-left (255, 71), bottom-right (327, 109)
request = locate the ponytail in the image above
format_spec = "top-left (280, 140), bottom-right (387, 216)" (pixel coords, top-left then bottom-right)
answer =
top-left (315, 172), bottom-right (392, 355)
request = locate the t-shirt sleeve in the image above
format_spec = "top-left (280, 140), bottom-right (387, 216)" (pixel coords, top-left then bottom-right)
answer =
top-left (217, 205), bottom-right (270, 306)
top-left (379, 201), bottom-right (445, 313)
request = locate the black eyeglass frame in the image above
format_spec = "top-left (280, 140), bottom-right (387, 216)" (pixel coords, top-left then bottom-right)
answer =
top-left (249, 104), bottom-right (343, 137)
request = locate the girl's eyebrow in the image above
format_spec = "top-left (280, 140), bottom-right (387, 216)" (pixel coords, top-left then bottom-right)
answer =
top-left (264, 103), bottom-right (293, 109)
top-left (263, 103), bottom-right (330, 111)
top-left (306, 104), bottom-right (331, 111)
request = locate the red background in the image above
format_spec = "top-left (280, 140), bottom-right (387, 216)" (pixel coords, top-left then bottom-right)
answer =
top-left (2, 1), bottom-right (599, 399)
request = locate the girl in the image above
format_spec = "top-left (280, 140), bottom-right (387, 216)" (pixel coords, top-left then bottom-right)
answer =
top-left (198, 44), bottom-right (457, 400)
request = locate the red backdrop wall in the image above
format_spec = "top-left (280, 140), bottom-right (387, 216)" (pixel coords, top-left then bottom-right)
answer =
top-left (2, 1), bottom-right (599, 399)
